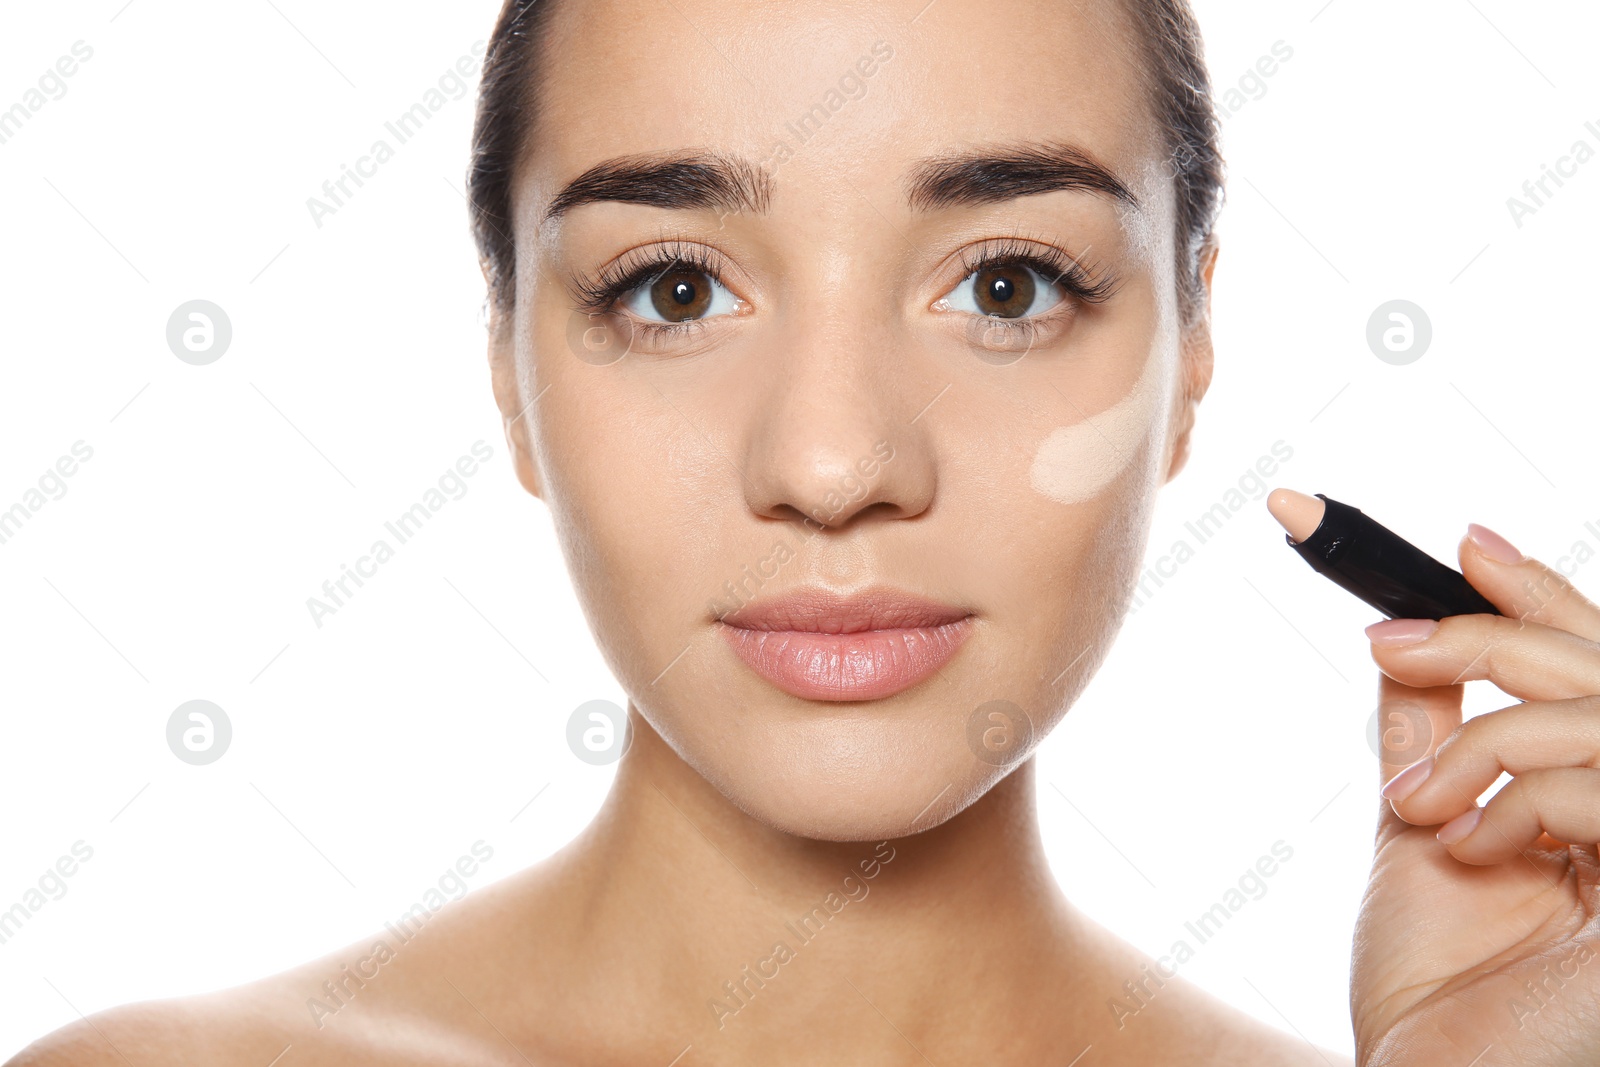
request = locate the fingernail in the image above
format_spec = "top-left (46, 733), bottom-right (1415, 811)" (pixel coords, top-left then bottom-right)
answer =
top-left (1467, 523), bottom-right (1524, 564)
top-left (1436, 807), bottom-right (1482, 845)
top-left (1365, 618), bottom-right (1439, 647)
top-left (1380, 756), bottom-right (1434, 801)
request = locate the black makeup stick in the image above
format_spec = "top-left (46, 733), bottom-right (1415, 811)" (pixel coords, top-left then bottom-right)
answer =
top-left (1267, 490), bottom-right (1503, 620)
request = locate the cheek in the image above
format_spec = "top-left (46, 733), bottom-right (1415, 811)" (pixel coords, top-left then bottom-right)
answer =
top-left (1028, 340), bottom-right (1169, 505)
top-left (992, 444), bottom-right (1161, 656)
top-left (529, 378), bottom-right (718, 665)
top-left (531, 316), bottom-right (676, 535)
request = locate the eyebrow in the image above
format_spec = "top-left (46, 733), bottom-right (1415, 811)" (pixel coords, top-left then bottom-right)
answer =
top-left (540, 140), bottom-right (1137, 223)
top-left (904, 141), bottom-right (1139, 213)
top-left (541, 151), bottom-right (772, 223)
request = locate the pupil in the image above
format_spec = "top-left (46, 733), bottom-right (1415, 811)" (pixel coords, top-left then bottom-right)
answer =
top-left (975, 266), bottom-right (1036, 319)
top-left (672, 280), bottom-right (695, 305)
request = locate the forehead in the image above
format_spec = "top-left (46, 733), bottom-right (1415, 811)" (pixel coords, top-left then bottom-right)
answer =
top-left (524, 0), bottom-right (1163, 212)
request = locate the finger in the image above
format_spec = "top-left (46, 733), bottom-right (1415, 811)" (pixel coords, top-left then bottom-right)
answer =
top-left (1367, 613), bottom-right (1600, 702)
top-left (1430, 766), bottom-right (1600, 864)
top-left (1382, 695), bottom-right (1600, 827)
top-left (1460, 523), bottom-right (1600, 643)
top-left (1374, 672), bottom-right (1461, 846)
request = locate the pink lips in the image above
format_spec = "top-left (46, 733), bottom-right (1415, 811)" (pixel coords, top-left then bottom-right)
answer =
top-left (717, 587), bottom-right (974, 701)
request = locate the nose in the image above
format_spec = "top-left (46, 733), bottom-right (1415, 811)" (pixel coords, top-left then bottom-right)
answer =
top-left (740, 314), bottom-right (938, 532)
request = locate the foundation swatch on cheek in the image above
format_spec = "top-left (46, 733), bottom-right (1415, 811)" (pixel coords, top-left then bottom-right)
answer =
top-left (1029, 347), bottom-right (1166, 505)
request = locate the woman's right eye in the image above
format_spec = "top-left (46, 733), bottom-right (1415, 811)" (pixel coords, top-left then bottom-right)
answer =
top-left (617, 268), bottom-right (741, 325)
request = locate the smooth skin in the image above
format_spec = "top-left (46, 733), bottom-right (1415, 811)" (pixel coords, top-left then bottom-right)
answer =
top-left (9, 0), bottom-right (1595, 1064)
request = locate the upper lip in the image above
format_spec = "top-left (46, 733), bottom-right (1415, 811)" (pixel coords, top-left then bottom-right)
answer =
top-left (717, 586), bottom-right (972, 634)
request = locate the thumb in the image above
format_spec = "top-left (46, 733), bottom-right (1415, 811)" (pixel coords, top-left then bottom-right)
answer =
top-left (1373, 671), bottom-right (1462, 848)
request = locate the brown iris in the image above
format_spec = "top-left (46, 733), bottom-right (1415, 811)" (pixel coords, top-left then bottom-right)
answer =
top-left (649, 270), bottom-right (713, 322)
top-left (973, 265), bottom-right (1037, 318)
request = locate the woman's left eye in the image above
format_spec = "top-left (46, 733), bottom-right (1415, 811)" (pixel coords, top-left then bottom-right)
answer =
top-left (939, 262), bottom-right (1067, 320)
top-left (618, 268), bottom-right (741, 324)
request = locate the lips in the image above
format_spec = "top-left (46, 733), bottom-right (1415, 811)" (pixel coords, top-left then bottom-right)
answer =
top-left (717, 587), bottom-right (974, 701)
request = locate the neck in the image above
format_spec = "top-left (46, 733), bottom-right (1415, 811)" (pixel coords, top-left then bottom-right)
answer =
top-left (538, 705), bottom-right (1103, 1053)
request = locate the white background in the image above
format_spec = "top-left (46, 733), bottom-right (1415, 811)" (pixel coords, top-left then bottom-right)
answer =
top-left (2, 0), bottom-right (1598, 1059)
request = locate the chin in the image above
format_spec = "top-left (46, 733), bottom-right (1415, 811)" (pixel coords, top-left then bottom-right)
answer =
top-left (659, 703), bottom-right (1022, 841)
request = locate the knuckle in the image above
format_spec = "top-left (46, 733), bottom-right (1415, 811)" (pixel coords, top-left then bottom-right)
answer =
top-left (1498, 768), bottom-right (1546, 806)
top-left (1436, 714), bottom-right (1488, 757)
top-left (1432, 711), bottom-right (1510, 779)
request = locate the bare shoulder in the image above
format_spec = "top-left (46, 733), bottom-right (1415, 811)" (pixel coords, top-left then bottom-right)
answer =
top-left (1143, 976), bottom-right (1354, 1067)
top-left (1077, 922), bottom-right (1353, 1067)
top-left (6, 948), bottom-right (497, 1067)
top-left (5, 870), bottom-right (554, 1067)
top-left (5, 993), bottom-right (273, 1067)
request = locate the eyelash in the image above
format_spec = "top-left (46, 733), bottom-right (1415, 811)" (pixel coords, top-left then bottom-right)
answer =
top-left (568, 234), bottom-right (1117, 343)
top-left (571, 238), bottom-right (728, 342)
top-left (951, 236), bottom-right (1116, 346)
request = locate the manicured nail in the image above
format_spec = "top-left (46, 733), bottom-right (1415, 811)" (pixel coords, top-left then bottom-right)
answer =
top-left (1436, 807), bottom-right (1482, 845)
top-left (1366, 618), bottom-right (1438, 647)
top-left (1380, 756), bottom-right (1434, 801)
top-left (1467, 523), bottom-right (1524, 564)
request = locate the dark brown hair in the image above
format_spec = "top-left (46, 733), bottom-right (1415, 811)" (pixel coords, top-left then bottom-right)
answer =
top-left (467, 0), bottom-right (1224, 329)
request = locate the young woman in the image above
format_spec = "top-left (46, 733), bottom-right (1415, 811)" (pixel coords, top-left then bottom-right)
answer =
top-left (13, 0), bottom-right (1600, 1063)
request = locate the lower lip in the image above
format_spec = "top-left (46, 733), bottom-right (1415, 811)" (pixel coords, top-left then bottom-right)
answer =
top-left (717, 618), bottom-right (974, 702)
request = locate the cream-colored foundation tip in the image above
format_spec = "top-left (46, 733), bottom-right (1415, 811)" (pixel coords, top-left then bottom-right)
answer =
top-left (1266, 488), bottom-right (1325, 544)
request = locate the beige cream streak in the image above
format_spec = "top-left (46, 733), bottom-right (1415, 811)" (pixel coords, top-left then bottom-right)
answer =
top-left (1028, 343), bottom-right (1166, 505)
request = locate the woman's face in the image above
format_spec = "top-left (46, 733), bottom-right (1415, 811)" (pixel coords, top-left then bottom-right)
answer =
top-left (491, 0), bottom-right (1212, 839)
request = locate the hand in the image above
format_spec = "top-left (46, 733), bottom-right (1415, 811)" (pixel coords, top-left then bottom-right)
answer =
top-left (1350, 524), bottom-right (1600, 1066)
